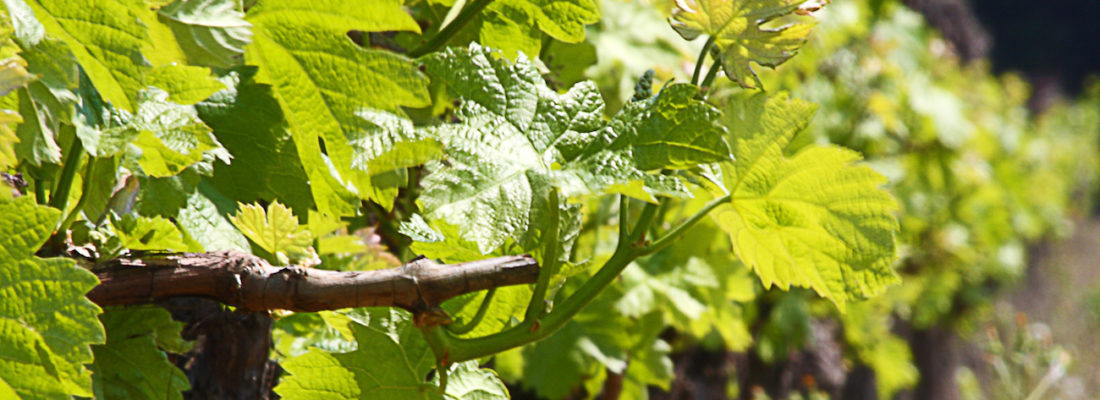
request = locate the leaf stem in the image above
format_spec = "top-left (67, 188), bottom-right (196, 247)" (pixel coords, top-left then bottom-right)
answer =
top-left (33, 175), bottom-right (47, 205)
top-left (443, 246), bottom-right (639, 363)
top-left (629, 201), bottom-right (660, 243)
top-left (441, 193), bottom-right (679, 363)
top-left (700, 60), bottom-right (722, 90)
top-left (639, 193), bottom-right (730, 256)
top-left (617, 195), bottom-right (630, 252)
top-left (525, 189), bottom-right (560, 322)
top-left (446, 288), bottom-right (496, 335)
top-left (57, 158), bottom-right (97, 234)
top-left (408, 0), bottom-right (493, 58)
top-left (691, 36), bottom-right (716, 86)
top-left (49, 133), bottom-right (83, 213)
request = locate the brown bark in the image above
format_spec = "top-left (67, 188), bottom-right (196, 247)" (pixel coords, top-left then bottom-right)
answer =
top-left (87, 250), bottom-right (539, 313)
top-left (909, 326), bottom-right (960, 400)
top-left (161, 297), bottom-right (279, 400)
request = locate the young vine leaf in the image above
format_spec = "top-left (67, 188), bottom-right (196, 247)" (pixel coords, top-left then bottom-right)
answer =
top-left (276, 308), bottom-right (508, 400)
top-left (421, 45), bottom-right (728, 253)
top-left (9, 0), bottom-right (149, 111)
top-left (670, 0), bottom-right (815, 89)
top-left (713, 92), bottom-right (898, 310)
top-left (0, 56), bottom-right (32, 168)
top-left (477, 0), bottom-right (600, 58)
top-left (156, 0), bottom-right (252, 69)
top-left (231, 201), bottom-right (314, 265)
top-left (90, 308), bottom-right (191, 400)
top-left (0, 196), bottom-right (104, 398)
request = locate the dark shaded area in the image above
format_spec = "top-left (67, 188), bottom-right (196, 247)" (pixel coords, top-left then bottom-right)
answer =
top-left (970, 0), bottom-right (1100, 95)
top-left (903, 0), bottom-right (991, 62)
top-left (162, 298), bottom-right (281, 400)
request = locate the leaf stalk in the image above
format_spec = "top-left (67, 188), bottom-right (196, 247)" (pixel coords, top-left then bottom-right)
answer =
top-left (408, 0), bottom-right (493, 58)
top-left (691, 36), bottom-right (717, 86)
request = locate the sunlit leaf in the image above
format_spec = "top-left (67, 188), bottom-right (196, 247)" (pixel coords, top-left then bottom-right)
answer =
top-left (231, 201), bottom-right (314, 265)
top-left (670, 0), bottom-right (815, 88)
top-left (0, 196), bottom-right (104, 398)
top-left (157, 0), bottom-right (251, 68)
top-left (713, 92), bottom-right (898, 310)
top-left (245, 0), bottom-right (429, 215)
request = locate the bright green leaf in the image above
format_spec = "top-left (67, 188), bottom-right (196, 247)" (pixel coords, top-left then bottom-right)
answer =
top-left (231, 200), bottom-right (313, 265)
top-left (604, 83), bottom-right (731, 170)
top-left (126, 88), bottom-right (228, 177)
top-left (197, 67), bottom-right (314, 213)
top-left (145, 64), bottom-right (226, 105)
top-left (245, 0), bottom-right (429, 215)
top-left (478, 0), bottom-right (599, 58)
top-left (157, 0), bottom-right (251, 68)
top-left (422, 45), bottom-right (698, 253)
top-left (438, 361), bottom-right (509, 400)
top-left (670, 0), bottom-right (814, 88)
top-left (0, 196), bottom-right (104, 399)
top-left (713, 92), bottom-right (898, 310)
top-left (0, 57), bottom-right (33, 95)
top-left (111, 214), bottom-right (189, 251)
top-left (90, 307), bottom-right (190, 400)
top-left (175, 180), bottom-right (250, 252)
top-left (0, 109), bottom-right (19, 168)
top-left (12, 87), bottom-right (61, 165)
top-left (275, 308), bottom-right (440, 400)
top-left (349, 109), bottom-right (442, 176)
top-left (13, 0), bottom-right (151, 111)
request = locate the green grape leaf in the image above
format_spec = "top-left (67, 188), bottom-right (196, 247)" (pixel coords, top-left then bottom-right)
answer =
top-left (245, 0), bottom-right (429, 215)
top-left (125, 88), bottom-right (228, 177)
top-left (157, 0), bottom-right (251, 68)
top-left (134, 172), bottom-right (249, 252)
top-left (230, 201), bottom-right (314, 265)
top-left (18, 36), bottom-right (79, 100)
top-left (840, 300), bottom-right (917, 399)
top-left (604, 83), bottom-right (731, 170)
top-left (69, 155), bottom-right (118, 225)
top-left (422, 46), bottom-right (714, 253)
top-left (0, 196), bottom-right (104, 398)
top-left (198, 67), bottom-right (314, 213)
top-left (477, 0), bottom-right (599, 58)
top-left (275, 308), bottom-right (440, 400)
top-left (0, 57), bottom-right (34, 95)
top-left (670, 0), bottom-right (814, 89)
top-left (713, 92), bottom-right (898, 310)
top-left (618, 312), bottom-right (674, 397)
top-left (519, 291), bottom-right (631, 399)
top-left (437, 361), bottom-right (509, 400)
top-left (543, 39), bottom-right (596, 89)
top-left (349, 109), bottom-right (442, 176)
top-left (11, 0), bottom-right (151, 111)
top-left (175, 181), bottom-right (251, 252)
top-left (0, 109), bottom-right (19, 169)
top-left (111, 214), bottom-right (189, 251)
top-left (90, 307), bottom-right (190, 400)
top-left (145, 64), bottom-right (226, 105)
top-left (12, 87), bottom-right (61, 165)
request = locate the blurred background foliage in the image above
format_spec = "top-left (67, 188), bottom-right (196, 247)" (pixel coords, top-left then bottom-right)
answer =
top-left (461, 0), bottom-right (1100, 398)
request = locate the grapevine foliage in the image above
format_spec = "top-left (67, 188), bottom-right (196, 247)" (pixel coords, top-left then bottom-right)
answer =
top-left (0, 0), bottom-right (1091, 398)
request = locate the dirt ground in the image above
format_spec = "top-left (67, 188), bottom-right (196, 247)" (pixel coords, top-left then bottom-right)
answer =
top-left (1008, 218), bottom-right (1100, 396)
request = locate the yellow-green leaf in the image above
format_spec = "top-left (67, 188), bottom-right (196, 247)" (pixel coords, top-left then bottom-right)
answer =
top-left (670, 0), bottom-right (815, 88)
top-left (230, 201), bottom-right (314, 265)
top-left (713, 92), bottom-right (898, 310)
